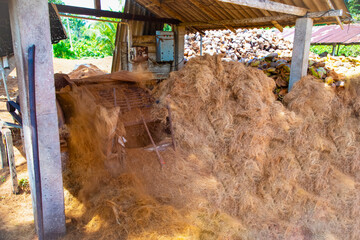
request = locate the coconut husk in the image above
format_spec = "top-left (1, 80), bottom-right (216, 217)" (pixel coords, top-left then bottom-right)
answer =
top-left (61, 55), bottom-right (360, 239)
top-left (150, 54), bottom-right (360, 239)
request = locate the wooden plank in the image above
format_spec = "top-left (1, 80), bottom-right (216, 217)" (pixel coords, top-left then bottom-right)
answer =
top-left (181, 10), bottom-right (343, 27)
top-left (70, 71), bottom-right (153, 84)
top-left (132, 35), bottom-right (156, 46)
top-left (289, 18), bottom-right (313, 90)
top-left (0, 132), bottom-right (8, 168)
top-left (2, 129), bottom-right (18, 194)
top-left (219, 0), bottom-right (308, 16)
top-left (56, 4), bottom-right (180, 24)
top-left (271, 20), bottom-right (284, 32)
top-left (259, 9), bottom-right (283, 32)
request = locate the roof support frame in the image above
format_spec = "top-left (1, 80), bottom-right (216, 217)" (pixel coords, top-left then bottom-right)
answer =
top-left (180, 9), bottom-right (343, 27)
top-left (219, 0), bottom-right (308, 16)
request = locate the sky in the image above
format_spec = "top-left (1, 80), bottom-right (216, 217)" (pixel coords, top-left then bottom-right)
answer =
top-left (62, 0), bottom-right (124, 12)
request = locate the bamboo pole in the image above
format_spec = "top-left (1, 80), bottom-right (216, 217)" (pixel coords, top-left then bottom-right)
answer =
top-left (2, 129), bottom-right (18, 194)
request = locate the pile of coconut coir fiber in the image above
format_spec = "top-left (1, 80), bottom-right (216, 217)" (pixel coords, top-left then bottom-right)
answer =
top-left (59, 81), bottom-right (202, 239)
top-left (153, 54), bottom-right (360, 239)
top-left (60, 54), bottom-right (360, 239)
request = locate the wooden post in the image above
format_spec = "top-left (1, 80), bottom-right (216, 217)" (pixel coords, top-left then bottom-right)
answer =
top-left (174, 25), bottom-right (185, 71)
top-left (8, 0), bottom-right (66, 238)
top-left (0, 132), bottom-right (8, 169)
top-left (200, 35), bottom-right (203, 56)
top-left (94, 0), bottom-right (101, 10)
top-left (289, 18), bottom-right (313, 91)
top-left (219, 0), bottom-right (308, 16)
top-left (332, 44), bottom-right (336, 56)
top-left (2, 129), bottom-right (18, 194)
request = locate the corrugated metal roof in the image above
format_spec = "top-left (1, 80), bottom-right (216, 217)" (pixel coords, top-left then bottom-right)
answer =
top-left (280, 24), bottom-right (360, 44)
top-left (132, 0), bottom-right (351, 31)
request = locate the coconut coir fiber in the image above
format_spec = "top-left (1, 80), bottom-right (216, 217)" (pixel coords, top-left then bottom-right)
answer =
top-left (63, 55), bottom-right (360, 239)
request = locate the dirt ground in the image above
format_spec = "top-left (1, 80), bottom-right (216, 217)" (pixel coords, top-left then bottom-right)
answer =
top-left (52, 57), bottom-right (112, 74)
top-left (0, 57), bottom-right (112, 240)
top-left (0, 76), bottom-right (35, 239)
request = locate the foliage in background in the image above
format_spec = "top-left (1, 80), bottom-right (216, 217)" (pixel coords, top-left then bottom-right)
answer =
top-left (310, 45), bottom-right (333, 55)
top-left (18, 178), bottom-right (30, 193)
top-left (163, 24), bottom-right (172, 31)
top-left (345, 0), bottom-right (360, 21)
top-left (310, 45), bottom-right (360, 57)
top-left (50, 0), bottom-right (118, 59)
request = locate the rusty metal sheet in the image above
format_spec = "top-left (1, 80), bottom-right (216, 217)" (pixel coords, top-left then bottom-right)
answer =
top-left (280, 24), bottom-right (360, 44)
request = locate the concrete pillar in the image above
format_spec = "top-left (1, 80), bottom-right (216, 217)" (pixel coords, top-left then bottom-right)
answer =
top-left (174, 25), bottom-right (185, 70)
top-left (8, 0), bottom-right (66, 238)
top-left (289, 18), bottom-right (313, 91)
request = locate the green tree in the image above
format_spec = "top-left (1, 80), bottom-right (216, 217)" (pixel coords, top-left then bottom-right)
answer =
top-left (345, 0), bottom-right (360, 20)
top-left (48, 0), bottom-right (64, 4)
top-left (163, 24), bottom-right (172, 31)
top-left (49, 0), bottom-right (124, 59)
top-left (84, 21), bottom-right (117, 56)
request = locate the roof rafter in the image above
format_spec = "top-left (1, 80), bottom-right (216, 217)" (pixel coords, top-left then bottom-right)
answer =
top-left (137, 0), bottom-right (204, 33)
top-left (218, 0), bottom-right (308, 16)
top-left (188, 0), bottom-right (236, 32)
top-left (258, 9), bottom-right (283, 32)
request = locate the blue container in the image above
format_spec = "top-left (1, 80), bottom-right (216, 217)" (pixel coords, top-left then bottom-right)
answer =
top-left (156, 31), bottom-right (174, 62)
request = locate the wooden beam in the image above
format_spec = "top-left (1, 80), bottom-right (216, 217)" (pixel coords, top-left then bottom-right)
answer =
top-left (181, 10), bottom-right (343, 27)
top-left (219, 0), bottom-right (308, 16)
top-left (271, 20), bottom-right (283, 32)
top-left (324, 0), bottom-right (344, 30)
top-left (55, 4), bottom-right (180, 24)
top-left (94, 0), bottom-right (101, 10)
top-left (259, 9), bottom-right (283, 32)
